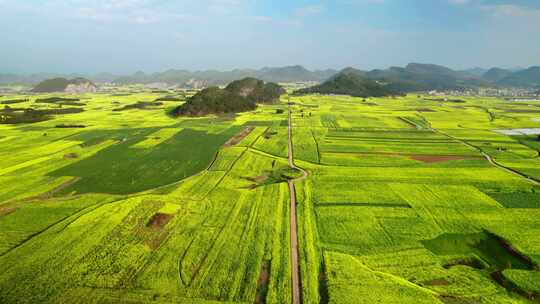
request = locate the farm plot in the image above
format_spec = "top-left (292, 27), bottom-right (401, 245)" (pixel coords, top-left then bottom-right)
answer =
top-left (292, 95), bottom-right (540, 303)
top-left (2, 92), bottom-right (540, 304)
top-left (252, 125), bottom-right (289, 158)
top-left (0, 91), bottom-right (296, 304)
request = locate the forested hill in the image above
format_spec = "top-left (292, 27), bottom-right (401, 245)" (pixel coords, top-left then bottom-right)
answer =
top-left (294, 68), bottom-right (402, 97)
top-left (496, 67), bottom-right (540, 87)
top-left (172, 78), bottom-right (285, 116)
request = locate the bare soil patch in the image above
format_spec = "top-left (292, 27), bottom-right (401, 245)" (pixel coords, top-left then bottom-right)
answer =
top-left (0, 206), bottom-right (17, 217)
top-left (224, 126), bottom-right (255, 147)
top-left (64, 153), bottom-right (79, 159)
top-left (255, 260), bottom-right (271, 304)
top-left (146, 213), bottom-right (174, 229)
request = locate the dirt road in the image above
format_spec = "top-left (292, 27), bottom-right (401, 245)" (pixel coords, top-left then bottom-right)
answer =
top-left (287, 101), bottom-right (305, 304)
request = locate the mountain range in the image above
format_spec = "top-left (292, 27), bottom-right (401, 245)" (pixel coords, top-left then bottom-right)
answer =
top-left (112, 66), bottom-right (337, 86)
top-left (2, 64), bottom-right (540, 90)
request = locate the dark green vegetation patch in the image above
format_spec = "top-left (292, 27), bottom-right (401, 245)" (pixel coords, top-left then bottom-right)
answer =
top-left (0, 98), bottom-right (28, 104)
top-left (423, 231), bottom-right (539, 299)
top-left (422, 231), bottom-right (537, 271)
top-left (112, 101), bottom-right (163, 111)
top-left (155, 95), bottom-right (184, 102)
top-left (35, 97), bottom-right (86, 106)
top-left (173, 78), bottom-right (285, 116)
top-left (0, 107), bottom-right (84, 124)
top-left (487, 191), bottom-right (540, 208)
top-left (50, 127), bottom-right (242, 194)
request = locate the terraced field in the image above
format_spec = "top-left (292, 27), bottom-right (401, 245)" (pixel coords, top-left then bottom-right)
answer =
top-left (1, 92), bottom-right (540, 303)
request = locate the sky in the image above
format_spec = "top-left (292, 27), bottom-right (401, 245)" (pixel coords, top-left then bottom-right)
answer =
top-left (0, 0), bottom-right (539, 74)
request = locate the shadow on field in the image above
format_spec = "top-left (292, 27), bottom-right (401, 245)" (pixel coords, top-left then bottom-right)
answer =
top-left (422, 230), bottom-right (539, 301)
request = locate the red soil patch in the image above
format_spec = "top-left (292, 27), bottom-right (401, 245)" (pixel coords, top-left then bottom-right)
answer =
top-left (410, 155), bottom-right (474, 163)
top-left (147, 213), bottom-right (174, 229)
top-left (224, 126), bottom-right (255, 147)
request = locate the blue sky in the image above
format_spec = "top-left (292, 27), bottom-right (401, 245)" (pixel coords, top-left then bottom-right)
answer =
top-left (1, 0), bottom-right (539, 74)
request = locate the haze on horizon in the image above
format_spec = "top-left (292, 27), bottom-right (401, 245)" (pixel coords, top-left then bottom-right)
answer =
top-left (1, 0), bottom-right (539, 75)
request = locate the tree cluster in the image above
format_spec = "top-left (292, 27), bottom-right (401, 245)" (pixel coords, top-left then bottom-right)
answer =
top-left (173, 78), bottom-right (285, 116)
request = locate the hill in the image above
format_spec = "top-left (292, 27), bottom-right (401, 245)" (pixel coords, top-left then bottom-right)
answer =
top-left (31, 77), bottom-right (97, 93)
top-left (172, 78), bottom-right (285, 116)
top-left (497, 67), bottom-right (540, 87)
top-left (460, 67), bottom-right (488, 77)
top-left (365, 63), bottom-right (487, 92)
top-left (483, 68), bottom-right (512, 82)
top-left (294, 68), bottom-right (401, 97)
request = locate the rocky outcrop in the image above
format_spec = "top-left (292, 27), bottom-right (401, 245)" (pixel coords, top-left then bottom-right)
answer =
top-left (32, 77), bottom-right (97, 93)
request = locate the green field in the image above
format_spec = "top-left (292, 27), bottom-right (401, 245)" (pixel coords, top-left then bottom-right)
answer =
top-left (1, 92), bottom-right (540, 303)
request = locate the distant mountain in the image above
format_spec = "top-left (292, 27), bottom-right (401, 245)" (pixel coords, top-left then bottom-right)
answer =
top-left (460, 67), bottom-right (488, 77)
top-left (89, 72), bottom-right (120, 83)
top-left (363, 63), bottom-right (487, 92)
top-left (113, 66), bottom-right (337, 86)
top-left (32, 78), bottom-right (97, 93)
top-left (172, 78), bottom-right (285, 116)
top-left (294, 68), bottom-right (401, 97)
top-left (5, 64), bottom-right (540, 90)
top-left (0, 73), bottom-right (115, 85)
top-left (496, 67), bottom-right (540, 87)
top-left (0, 67), bottom-right (335, 86)
top-left (254, 66), bottom-right (337, 83)
top-left (482, 68), bottom-right (512, 82)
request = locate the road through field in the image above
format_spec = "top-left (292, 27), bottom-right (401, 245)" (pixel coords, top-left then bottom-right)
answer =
top-left (437, 130), bottom-right (540, 186)
top-left (287, 101), bottom-right (302, 304)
